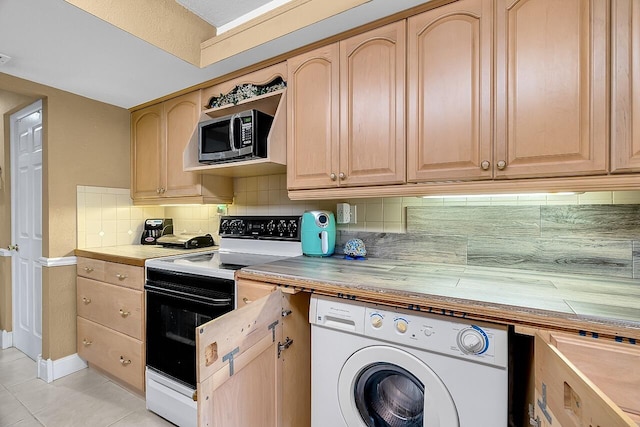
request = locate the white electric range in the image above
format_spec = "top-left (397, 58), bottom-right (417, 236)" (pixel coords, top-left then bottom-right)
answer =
top-left (144, 215), bottom-right (302, 427)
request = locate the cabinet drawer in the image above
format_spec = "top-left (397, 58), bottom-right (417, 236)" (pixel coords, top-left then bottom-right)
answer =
top-left (237, 280), bottom-right (277, 307)
top-left (535, 332), bottom-right (638, 426)
top-left (77, 317), bottom-right (144, 392)
top-left (77, 277), bottom-right (143, 340)
top-left (104, 262), bottom-right (143, 290)
top-left (77, 258), bottom-right (106, 281)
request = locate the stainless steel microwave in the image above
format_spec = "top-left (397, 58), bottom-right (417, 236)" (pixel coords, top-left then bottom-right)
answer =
top-left (198, 109), bottom-right (273, 164)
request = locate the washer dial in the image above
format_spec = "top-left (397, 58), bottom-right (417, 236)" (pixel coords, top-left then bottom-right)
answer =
top-left (457, 326), bottom-right (489, 355)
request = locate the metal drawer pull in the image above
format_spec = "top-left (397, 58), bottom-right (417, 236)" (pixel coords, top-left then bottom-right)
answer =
top-left (242, 297), bottom-right (252, 304)
top-left (115, 273), bottom-right (128, 280)
top-left (119, 309), bottom-right (130, 318)
top-left (82, 297), bottom-right (91, 304)
top-left (84, 267), bottom-right (94, 273)
top-left (120, 356), bottom-right (131, 366)
top-left (82, 339), bottom-right (92, 346)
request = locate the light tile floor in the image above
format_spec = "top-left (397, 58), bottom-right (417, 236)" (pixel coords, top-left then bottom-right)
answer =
top-left (0, 347), bottom-right (175, 427)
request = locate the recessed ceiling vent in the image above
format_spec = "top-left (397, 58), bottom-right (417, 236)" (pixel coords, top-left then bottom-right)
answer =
top-left (0, 53), bottom-right (12, 65)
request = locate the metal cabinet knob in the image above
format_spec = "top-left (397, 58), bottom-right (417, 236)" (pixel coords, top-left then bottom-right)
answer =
top-left (82, 297), bottom-right (91, 304)
top-left (339, 172), bottom-right (346, 180)
top-left (330, 173), bottom-right (337, 181)
top-left (84, 267), bottom-right (94, 273)
top-left (119, 309), bottom-right (130, 318)
top-left (481, 160), bottom-right (490, 170)
top-left (120, 356), bottom-right (132, 366)
top-left (156, 188), bottom-right (161, 194)
top-left (242, 297), bottom-right (252, 305)
top-left (497, 160), bottom-right (507, 170)
top-left (115, 274), bottom-right (128, 281)
top-left (82, 339), bottom-right (92, 346)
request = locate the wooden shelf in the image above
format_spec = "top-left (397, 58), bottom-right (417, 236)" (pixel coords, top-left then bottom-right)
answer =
top-left (183, 90), bottom-right (287, 177)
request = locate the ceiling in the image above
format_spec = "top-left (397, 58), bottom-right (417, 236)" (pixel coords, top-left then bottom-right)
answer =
top-left (0, 0), bottom-right (432, 109)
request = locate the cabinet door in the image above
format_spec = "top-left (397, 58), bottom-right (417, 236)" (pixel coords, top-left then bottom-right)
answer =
top-left (495, 0), bottom-right (608, 179)
top-left (407, 0), bottom-right (492, 182)
top-left (611, 0), bottom-right (640, 173)
top-left (164, 91), bottom-right (202, 197)
top-left (534, 333), bottom-right (636, 427)
top-left (339, 21), bottom-right (406, 187)
top-left (197, 289), bottom-right (283, 427)
top-left (287, 44), bottom-right (340, 190)
top-left (131, 104), bottom-right (163, 199)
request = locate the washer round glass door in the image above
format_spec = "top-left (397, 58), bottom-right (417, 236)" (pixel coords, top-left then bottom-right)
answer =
top-left (338, 346), bottom-right (459, 427)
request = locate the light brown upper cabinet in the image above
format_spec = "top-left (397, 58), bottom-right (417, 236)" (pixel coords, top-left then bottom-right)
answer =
top-left (494, 0), bottom-right (609, 179)
top-left (287, 21), bottom-right (406, 190)
top-left (131, 91), bottom-right (233, 204)
top-left (611, 0), bottom-right (640, 173)
top-left (409, 0), bottom-right (608, 183)
top-left (407, 0), bottom-right (493, 182)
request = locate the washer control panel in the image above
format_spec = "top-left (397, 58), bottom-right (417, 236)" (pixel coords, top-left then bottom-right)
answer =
top-left (309, 295), bottom-right (508, 369)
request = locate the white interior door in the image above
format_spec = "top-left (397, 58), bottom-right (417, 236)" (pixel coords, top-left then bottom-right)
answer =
top-left (11, 100), bottom-right (43, 361)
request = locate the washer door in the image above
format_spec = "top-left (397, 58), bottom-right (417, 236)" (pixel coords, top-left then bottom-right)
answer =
top-left (338, 346), bottom-right (459, 427)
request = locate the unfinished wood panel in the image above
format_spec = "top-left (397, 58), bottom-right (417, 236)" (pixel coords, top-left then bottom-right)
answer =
top-left (406, 206), bottom-right (541, 237)
top-left (407, 0), bottom-right (492, 182)
top-left (77, 278), bottom-right (143, 340)
top-left (197, 290), bottom-right (282, 426)
top-left (237, 280), bottom-right (277, 306)
top-left (164, 91), bottom-right (202, 198)
top-left (77, 317), bottom-right (144, 393)
top-left (535, 333), bottom-right (637, 426)
top-left (281, 291), bottom-right (311, 427)
top-left (339, 20), bottom-right (406, 187)
top-left (541, 205), bottom-right (640, 239)
top-left (612, 0), bottom-right (640, 173)
top-left (495, 0), bottom-right (608, 178)
top-left (468, 237), bottom-right (632, 278)
top-left (287, 43), bottom-right (340, 190)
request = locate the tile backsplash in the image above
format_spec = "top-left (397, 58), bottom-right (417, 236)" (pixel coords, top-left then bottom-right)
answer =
top-left (77, 177), bottom-right (640, 258)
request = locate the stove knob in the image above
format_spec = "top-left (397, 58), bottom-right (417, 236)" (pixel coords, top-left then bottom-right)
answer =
top-left (266, 220), bottom-right (276, 234)
top-left (287, 220), bottom-right (298, 236)
top-left (277, 220), bottom-right (287, 235)
top-left (220, 220), bottom-right (229, 234)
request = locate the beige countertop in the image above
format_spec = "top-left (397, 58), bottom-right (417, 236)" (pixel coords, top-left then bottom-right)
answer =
top-left (75, 245), bottom-right (217, 266)
top-left (237, 255), bottom-right (640, 340)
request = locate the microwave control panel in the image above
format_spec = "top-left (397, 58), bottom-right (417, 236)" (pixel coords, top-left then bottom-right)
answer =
top-left (240, 117), bottom-right (252, 146)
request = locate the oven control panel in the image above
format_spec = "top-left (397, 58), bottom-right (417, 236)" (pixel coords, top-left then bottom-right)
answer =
top-left (219, 216), bottom-right (301, 240)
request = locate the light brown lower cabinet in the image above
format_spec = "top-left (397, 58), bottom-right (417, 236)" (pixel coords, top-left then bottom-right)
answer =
top-left (76, 257), bottom-right (145, 394)
top-left (77, 317), bottom-right (144, 392)
top-left (196, 285), bottom-right (310, 427)
top-left (533, 331), bottom-right (639, 426)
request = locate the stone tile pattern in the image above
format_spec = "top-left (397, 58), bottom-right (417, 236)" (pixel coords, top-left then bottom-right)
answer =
top-left (337, 205), bottom-right (640, 279)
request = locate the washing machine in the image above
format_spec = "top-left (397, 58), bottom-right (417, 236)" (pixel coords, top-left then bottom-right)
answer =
top-left (309, 295), bottom-right (509, 427)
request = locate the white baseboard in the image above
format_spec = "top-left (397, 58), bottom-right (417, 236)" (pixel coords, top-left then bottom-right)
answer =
top-left (0, 330), bottom-right (13, 349)
top-left (37, 353), bottom-right (87, 383)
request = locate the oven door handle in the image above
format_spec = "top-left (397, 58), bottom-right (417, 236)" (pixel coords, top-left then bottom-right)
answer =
top-left (145, 284), bottom-right (233, 307)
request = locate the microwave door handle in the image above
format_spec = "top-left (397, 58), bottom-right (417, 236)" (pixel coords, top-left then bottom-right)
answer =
top-left (229, 115), bottom-right (236, 150)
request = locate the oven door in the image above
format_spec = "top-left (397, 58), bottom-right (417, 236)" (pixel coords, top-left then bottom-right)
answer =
top-left (146, 280), bottom-right (233, 389)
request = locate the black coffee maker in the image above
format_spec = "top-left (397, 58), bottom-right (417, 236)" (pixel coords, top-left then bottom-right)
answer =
top-left (141, 218), bottom-right (174, 245)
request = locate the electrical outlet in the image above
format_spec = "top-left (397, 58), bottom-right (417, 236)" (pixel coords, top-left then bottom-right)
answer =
top-left (350, 205), bottom-right (357, 224)
top-left (336, 203), bottom-right (351, 224)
